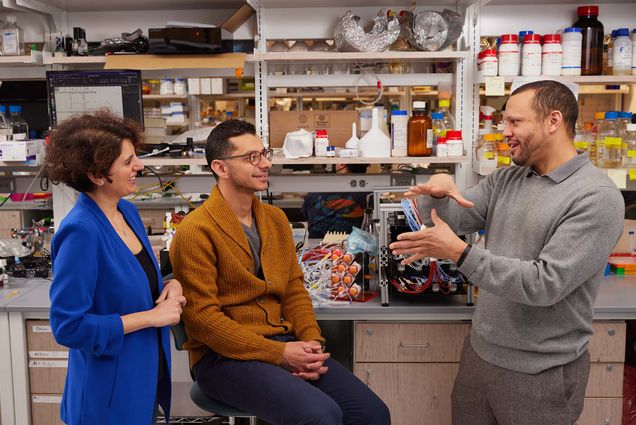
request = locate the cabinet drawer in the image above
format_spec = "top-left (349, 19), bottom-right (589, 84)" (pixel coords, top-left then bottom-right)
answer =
top-left (26, 320), bottom-right (68, 358)
top-left (354, 363), bottom-right (458, 425)
top-left (585, 363), bottom-right (623, 397)
top-left (575, 397), bottom-right (622, 425)
top-left (355, 322), bottom-right (469, 363)
top-left (29, 360), bottom-right (67, 394)
top-left (588, 322), bottom-right (625, 362)
top-left (31, 395), bottom-right (64, 425)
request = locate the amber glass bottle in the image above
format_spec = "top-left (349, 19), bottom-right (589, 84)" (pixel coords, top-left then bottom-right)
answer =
top-left (573, 5), bottom-right (604, 75)
top-left (407, 101), bottom-right (433, 156)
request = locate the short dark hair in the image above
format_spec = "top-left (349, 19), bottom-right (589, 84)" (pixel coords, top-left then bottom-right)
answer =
top-left (510, 80), bottom-right (578, 138)
top-left (205, 119), bottom-right (257, 177)
top-left (45, 110), bottom-right (141, 193)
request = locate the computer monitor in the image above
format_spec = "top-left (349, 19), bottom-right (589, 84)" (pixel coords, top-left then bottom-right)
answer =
top-left (46, 70), bottom-right (144, 129)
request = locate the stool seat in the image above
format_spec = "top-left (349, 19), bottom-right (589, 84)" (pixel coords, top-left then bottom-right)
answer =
top-left (190, 382), bottom-right (253, 418)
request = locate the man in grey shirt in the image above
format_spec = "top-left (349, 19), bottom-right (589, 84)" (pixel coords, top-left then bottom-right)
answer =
top-left (390, 80), bottom-right (624, 425)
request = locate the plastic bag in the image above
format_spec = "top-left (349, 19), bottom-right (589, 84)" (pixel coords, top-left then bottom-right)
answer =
top-left (346, 227), bottom-right (378, 254)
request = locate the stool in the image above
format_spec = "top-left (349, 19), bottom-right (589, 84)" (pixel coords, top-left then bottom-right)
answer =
top-left (169, 320), bottom-right (257, 425)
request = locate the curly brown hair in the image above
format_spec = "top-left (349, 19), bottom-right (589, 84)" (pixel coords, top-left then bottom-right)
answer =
top-left (45, 110), bottom-right (142, 193)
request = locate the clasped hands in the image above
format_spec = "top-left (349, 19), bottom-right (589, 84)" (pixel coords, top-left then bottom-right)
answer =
top-left (389, 174), bottom-right (473, 265)
top-left (152, 279), bottom-right (187, 327)
top-left (281, 340), bottom-right (330, 381)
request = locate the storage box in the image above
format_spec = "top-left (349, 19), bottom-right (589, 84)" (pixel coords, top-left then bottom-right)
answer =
top-left (0, 139), bottom-right (45, 162)
top-left (269, 111), bottom-right (359, 148)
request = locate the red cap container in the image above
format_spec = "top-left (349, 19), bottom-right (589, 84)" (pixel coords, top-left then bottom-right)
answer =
top-left (543, 34), bottom-right (561, 43)
top-left (501, 34), bottom-right (518, 44)
top-left (577, 5), bottom-right (599, 16)
top-left (523, 34), bottom-right (541, 43)
top-left (446, 130), bottom-right (462, 140)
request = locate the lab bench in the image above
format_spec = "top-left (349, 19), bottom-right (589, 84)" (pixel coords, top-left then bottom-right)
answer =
top-left (0, 276), bottom-right (634, 425)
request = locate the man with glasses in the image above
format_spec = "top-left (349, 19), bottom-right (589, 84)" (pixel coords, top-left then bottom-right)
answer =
top-left (389, 80), bottom-right (624, 425)
top-left (170, 120), bottom-right (390, 425)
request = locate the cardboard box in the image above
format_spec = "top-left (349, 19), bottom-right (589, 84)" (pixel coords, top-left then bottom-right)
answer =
top-left (0, 139), bottom-right (45, 162)
top-left (269, 111), bottom-right (359, 148)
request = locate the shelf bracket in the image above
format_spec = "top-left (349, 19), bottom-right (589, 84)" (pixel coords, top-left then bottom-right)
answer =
top-left (3, 0), bottom-right (66, 33)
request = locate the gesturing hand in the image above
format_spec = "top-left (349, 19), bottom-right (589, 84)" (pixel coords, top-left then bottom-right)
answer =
top-left (405, 174), bottom-right (474, 208)
top-left (389, 209), bottom-right (468, 265)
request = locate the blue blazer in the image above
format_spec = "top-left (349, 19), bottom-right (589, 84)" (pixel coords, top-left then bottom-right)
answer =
top-left (50, 193), bottom-right (171, 425)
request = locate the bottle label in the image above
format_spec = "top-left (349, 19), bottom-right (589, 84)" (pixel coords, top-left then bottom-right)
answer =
top-left (426, 129), bottom-right (433, 148)
top-left (614, 45), bottom-right (633, 67)
top-left (2, 31), bottom-right (18, 54)
top-left (13, 132), bottom-right (27, 141)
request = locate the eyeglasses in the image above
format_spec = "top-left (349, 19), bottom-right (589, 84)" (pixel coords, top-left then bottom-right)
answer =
top-left (218, 148), bottom-right (273, 166)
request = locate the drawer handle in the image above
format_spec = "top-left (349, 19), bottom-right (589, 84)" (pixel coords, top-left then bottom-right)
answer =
top-left (400, 342), bottom-right (430, 348)
top-left (606, 364), bottom-right (614, 372)
top-left (365, 369), bottom-right (372, 386)
top-left (608, 328), bottom-right (615, 337)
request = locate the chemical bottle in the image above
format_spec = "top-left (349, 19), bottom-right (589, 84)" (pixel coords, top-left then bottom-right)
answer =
top-left (446, 131), bottom-right (464, 157)
top-left (596, 111), bottom-right (620, 167)
top-left (613, 28), bottom-right (633, 76)
top-left (431, 112), bottom-right (447, 155)
top-left (437, 99), bottom-right (455, 131)
top-left (8, 105), bottom-right (28, 141)
top-left (498, 34), bottom-right (520, 76)
top-left (476, 133), bottom-right (498, 174)
top-left (561, 27), bottom-right (583, 76)
top-left (497, 139), bottom-right (511, 168)
top-left (541, 34), bottom-right (563, 76)
top-left (407, 101), bottom-right (432, 157)
top-left (390, 110), bottom-right (408, 157)
top-left (521, 34), bottom-right (542, 76)
top-left (573, 5), bottom-right (604, 75)
top-left (0, 106), bottom-right (12, 142)
top-left (574, 120), bottom-right (594, 159)
top-left (436, 137), bottom-right (447, 157)
top-left (314, 129), bottom-right (328, 157)
top-left (622, 124), bottom-right (636, 168)
top-left (0, 15), bottom-right (24, 56)
top-left (619, 112), bottom-right (633, 137)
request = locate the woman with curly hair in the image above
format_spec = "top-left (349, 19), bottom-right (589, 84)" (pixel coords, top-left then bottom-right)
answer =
top-left (46, 110), bottom-right (185, 425)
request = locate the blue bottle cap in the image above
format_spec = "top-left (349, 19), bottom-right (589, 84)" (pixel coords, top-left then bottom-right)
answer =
top-left (431, 112), bottom-right (444, 120)
top-left (564, 27), bottom-right (583, 33)
top-left (391, 110), bottom-right (408, 116)
top-left (0, 106), bottom-right (5, 114)
top-left (619, 112), bottom-right (633, 119)
top-left (616, 28), bottom-right (630, 37)
top-left (605, 111), bottom-right (619, 120)
top-left (611, 30), bottom-right (618, 37)
top-left (8, 105), bottom-right (21, 114)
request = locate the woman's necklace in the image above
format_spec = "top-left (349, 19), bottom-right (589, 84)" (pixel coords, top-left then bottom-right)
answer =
top-left (110, 213), bottom-right (127, 237)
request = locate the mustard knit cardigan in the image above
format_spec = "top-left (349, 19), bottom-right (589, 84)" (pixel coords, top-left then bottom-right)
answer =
top-left (170, 186), bottom-right (324, 368)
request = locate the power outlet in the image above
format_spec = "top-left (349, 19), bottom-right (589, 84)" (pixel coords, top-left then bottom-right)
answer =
top-left (0, 177), bottom-right (15, 192)
top-left (390, 174), bottom-right (415, 187)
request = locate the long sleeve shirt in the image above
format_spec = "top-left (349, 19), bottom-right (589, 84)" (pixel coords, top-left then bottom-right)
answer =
top-left (170, 186), bottom-right (324, 369)
top-left (418, 153), bottom-right (624, 373)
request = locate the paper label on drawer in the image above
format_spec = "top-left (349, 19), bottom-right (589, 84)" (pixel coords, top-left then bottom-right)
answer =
top-left (29, 351), bottom-right (69, 359)
top-left (29, 359), bottom-right (68, 368)
top-left (32, 395), bottom-right (62, 404)
top-left (32, 325), bottom-right (52, 333)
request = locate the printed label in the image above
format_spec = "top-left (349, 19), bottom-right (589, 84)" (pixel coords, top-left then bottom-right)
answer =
top-left (29, 359), bottom-right (68, 368)
top-left (32, 395), bottom-right (62, 404)
top-left (32, 325), bottom-right (52, 333)
top-left (29, 351), bottom-right (69, 359)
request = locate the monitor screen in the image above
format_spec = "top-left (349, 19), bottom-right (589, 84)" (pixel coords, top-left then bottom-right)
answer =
top-left (46, 70), bottom-right (144, 129)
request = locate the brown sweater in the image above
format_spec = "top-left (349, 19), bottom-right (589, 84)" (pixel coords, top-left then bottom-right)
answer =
top-left (170, 186), bottom-right (324, 368)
